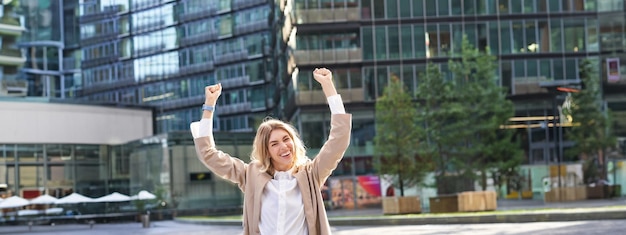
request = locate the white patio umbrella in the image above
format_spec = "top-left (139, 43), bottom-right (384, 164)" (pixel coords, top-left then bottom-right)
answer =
top-left (94, 192), bottom-right (132, 202)
top-left (130, 190), bottom-right (156, 200)
top-left (29, 194), bottom-right (58, 204)
top-left (0, 196), bottom-right (30, 209)
top-left (54, 193), bottom-right (95, 204)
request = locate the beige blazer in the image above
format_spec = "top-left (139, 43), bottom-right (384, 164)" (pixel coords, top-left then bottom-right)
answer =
top-left (194, 114), bottom-right (352, 235)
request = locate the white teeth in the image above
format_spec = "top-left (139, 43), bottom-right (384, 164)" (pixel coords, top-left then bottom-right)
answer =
top-left (281, 152), bottom-right (289, 157)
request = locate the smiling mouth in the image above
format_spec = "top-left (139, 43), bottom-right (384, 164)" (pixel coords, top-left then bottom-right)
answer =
top-left (280, 152), bottom-right (291, 158)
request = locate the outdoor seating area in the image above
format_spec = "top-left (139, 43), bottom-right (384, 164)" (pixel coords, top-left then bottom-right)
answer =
top-left (0, 190), bottom-right (157, 225)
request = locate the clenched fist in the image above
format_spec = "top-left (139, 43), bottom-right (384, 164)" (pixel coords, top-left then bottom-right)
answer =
top-left (313, 68), bottom-right (333, 85)
top-left (312, 68), bottom-right (337, 97)
top-left (204, 83), bottom-right (222, 106)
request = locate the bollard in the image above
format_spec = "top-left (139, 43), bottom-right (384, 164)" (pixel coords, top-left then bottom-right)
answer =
top-left (28, 221), bottom-right (33, 231)
top-left (141, 214), bottom-right (150, 228)
top-left (89, 220), bottom-right (95, 229)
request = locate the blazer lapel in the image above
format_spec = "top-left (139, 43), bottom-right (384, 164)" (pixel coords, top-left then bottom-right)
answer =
top-left (295, 171), bottom-right (316, 230)
top-left (253, 170), bottom-right (272, 224)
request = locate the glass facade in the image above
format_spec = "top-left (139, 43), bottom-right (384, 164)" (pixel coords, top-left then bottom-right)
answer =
top-left (0, 0), bottom-right (27, 97)
top-left (0, 131), bottom-right (250, 210)
top-left (17, 0), bottom-right (81, 98)
top-left (0, 143), bottom-right (115, 198)
top-left (77, 0), bottom-right (285, 135)
top-left (4, 0), bottom-right (290, 211)
top-left (292, 0), bottom-right (626, 169)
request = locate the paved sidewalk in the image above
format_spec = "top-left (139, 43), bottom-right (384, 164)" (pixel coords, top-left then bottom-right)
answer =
top-left (326, 197), bottom-right (626, 217)
top-left (175, 198), bottom-right (626, 227)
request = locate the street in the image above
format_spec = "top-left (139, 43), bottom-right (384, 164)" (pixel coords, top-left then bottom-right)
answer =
top-left (1, 219), bottom-right (625, 235)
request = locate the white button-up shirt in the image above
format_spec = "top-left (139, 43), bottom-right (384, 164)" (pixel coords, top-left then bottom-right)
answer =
top-left (259, 170), bottom-right (307, 235)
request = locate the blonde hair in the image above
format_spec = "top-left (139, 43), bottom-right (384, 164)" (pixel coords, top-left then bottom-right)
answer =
top-left (251, 118), bottom-right (307, 175)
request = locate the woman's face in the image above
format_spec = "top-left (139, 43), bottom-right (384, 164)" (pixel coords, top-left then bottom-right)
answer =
top-left (267, 128), bottom-right (295, 172)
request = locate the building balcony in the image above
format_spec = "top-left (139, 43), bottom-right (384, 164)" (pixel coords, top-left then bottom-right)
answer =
top-left (159, 95), bottom-right (205, 110)
top-left (232, 0), bottom-right (267, 10)
top-left (133, 20), bottom-right (165, 34)
top-left (1, 79), bottom-right (28, 97)
top-left (79, 4), bottom-right (122, 23)
top-left (80, 32), bottom-right (118, 45)
top-left (214, 50), bottom-right (248, 65)
top-left (179, 8), bottom-right (217, 23)
top-left (233, 20), bottom-right (268, 35)
top-left (132, 0), bottom-right (166, 11)
top-left (0, 48), bottom-right (26, 66)
top-left (296, 88), bottom-right (365, 106)
top-left (219, 102), bottom-right (252, 115)
top-left (293, 48), bottom-right (362, 65)
top-left (179, 61), bottom-right (214, 76)
top-left (82, 78), bottom-right (136, 94)
top-left (81, 54), bottom-right (119, 68)
top-left (0, 17), bottom-right (25, 36)
top-left (134, 44), bottom-right (166, 57)
top-left (294, 7), bottom-right (360, 24)
top-left (179, 31), bottom-right (218, 47)
top-left (220, 75), bottom-right (250, 89)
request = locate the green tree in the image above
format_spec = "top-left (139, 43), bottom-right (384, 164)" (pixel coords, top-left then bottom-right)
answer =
top-left (564, 59), bottom-right (615, 184)
top-left (415, 63), bottom-right (459, 193)
top-left (417, 35), bottom-right (523, 194)
top-left (374, 75), bottom-right (431, 197)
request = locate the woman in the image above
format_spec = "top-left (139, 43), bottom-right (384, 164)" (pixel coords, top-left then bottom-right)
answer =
top-left (190, 68), bottom-right (351, 235)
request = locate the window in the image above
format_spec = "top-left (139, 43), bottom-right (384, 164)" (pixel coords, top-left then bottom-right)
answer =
top-left (438, 0), bottom-right (449, 16)
top-left (400, 0), bottom-right (412, 18)
top-left (550, 20), bottom-right (563, 52)
top-left (400, 25), bottom-right (413, 59)
top-left (512, 21), bottom-right (524, 53)
top-left (387, 0), bottom-right (398, 18)
top-left (375, 27), bottom-right (387, 60)
top-left (498, 0), bottom-right (509, 14)
top-left (412, 0), bottom-right (424, 17)
top-left (488, 22), bottom-right (499, 53)
top-left (388, 26), bottom-right (400, 59)
top-left (563, 19), bottom-right (585, 52)
top-left (523, 0), bottom-right (535, 13)
top-left (373, 0), bottom-right (385, 19)
top-left (414, 25), bottom-right (426, 57)
top-left (426, 0), bottom-right (437, 16)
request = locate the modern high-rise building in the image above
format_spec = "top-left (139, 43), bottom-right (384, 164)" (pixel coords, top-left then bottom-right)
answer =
top-left (289, 0), bottom-right (626, 205)
top-left (0, 0), bottom-right (27, 97)
top-left (73, 0), bottom-right (293, 209)
top-left (291, 0), bottom-right (626, 168)
top-left (77, 0), bottom-right (289, 135)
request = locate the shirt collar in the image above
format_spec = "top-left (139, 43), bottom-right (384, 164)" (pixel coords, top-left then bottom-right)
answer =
top-left (273, 169), bottom-right (294, 180)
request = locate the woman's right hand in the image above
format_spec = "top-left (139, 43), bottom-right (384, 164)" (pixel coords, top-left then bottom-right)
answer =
top-left (205, 83), bottom-right (222, 106)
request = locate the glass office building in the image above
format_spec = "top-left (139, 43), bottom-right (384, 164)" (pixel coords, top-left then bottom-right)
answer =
top-left (77, 0), bottom-right (289, 134)
top-left (1, 0), bottom-right (293, 211)
top-left (74, 0), bottom-right (293, 208)
top-left (291, 0), bottom-right (626, 170)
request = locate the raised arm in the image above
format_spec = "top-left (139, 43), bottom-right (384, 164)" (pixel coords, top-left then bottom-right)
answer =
top-left (191, 83), bottom-right (248, 191)
top-left (311, 68), bottom-right (351, 184)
